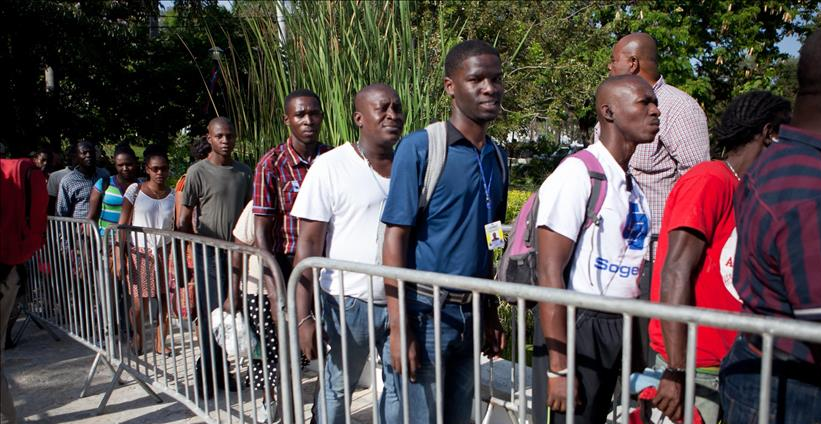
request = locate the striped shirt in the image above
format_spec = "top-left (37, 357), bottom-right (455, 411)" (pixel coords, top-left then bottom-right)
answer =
top-left (93, 176), bottom-right (142, 236)
top-left (56, 168), bottom-right (109, 219)
top-left (252, 139), bottom-right (331, 255)
top-left (733, 125), bottom-right (821, 363)
top-left (596, 76), bottom-right (710, 241)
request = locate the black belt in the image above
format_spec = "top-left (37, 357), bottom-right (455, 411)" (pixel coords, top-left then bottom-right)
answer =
top-left (412, 283), bottom-right (472, 305)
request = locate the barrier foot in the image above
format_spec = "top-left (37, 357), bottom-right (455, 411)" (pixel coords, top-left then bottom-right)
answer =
top-left (96, 363), bottom-right (163, 416)
top-left (80, 352), bottom-right (106, 398)
top-left (96, 362), bottom-right (126, 415)
top-left (11, 310), bottom-right (61, 346)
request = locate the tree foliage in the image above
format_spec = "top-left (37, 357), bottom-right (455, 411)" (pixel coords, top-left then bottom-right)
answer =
top-left (1, 0), bottom-right (238, 156)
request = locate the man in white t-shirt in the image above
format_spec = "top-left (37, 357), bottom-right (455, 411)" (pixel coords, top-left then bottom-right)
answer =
top-left (536, 75), bottom-right (659, 424)
top-left (291, 84), bottom-right (404, 424)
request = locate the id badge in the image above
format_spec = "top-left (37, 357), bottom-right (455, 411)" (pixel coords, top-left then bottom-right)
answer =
top-left (485, 220), bottom-right (505, 250)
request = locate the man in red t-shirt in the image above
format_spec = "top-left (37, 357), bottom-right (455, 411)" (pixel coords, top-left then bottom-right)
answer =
top-left (648, 91), bottom-right (791, 423)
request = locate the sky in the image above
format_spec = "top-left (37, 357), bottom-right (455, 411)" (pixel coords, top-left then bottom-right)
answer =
top-left (777, 34), bottom-right (802, 56)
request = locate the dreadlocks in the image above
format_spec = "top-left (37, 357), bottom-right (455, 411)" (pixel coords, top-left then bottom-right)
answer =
top-left (714, 90), bottom-right (791, 153)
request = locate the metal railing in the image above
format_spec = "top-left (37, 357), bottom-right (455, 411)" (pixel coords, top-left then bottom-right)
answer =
top-left (287, 257), bottom-right (821, 424)
top-left (21, 217), bottom-right (115, 397)
top-left (98, 225), bottom-right (294, 424)
top-left (22, 221), bottom-right (821, 424)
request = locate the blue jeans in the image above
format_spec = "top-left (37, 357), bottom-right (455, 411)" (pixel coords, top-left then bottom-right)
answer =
top-left (382, 292), bottom-right (476, 424)
top-left (314, 291), bottom-right (391, 424)
top-left (720, 337), bottom-right (821, 424)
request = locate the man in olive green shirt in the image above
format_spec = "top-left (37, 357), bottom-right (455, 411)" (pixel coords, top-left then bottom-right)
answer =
top-left (178, 117), bottom-right (252, 398)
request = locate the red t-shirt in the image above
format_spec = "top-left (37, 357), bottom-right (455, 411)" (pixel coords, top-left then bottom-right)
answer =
top-left (649, 161), bottom-right (742, 367)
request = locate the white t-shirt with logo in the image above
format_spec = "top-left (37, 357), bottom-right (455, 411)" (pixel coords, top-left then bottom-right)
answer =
top-left (536, 142), bottom-right (651, 298)
top-left (291, 143), bottom-right (390, 303)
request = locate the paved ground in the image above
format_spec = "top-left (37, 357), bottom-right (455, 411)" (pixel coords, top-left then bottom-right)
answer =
top-left (4, 316), bottom-right (203, 424)
top-left (3, 307), bottom-right (540, 424)
top-left (2, 314), bottom-right (384, 424)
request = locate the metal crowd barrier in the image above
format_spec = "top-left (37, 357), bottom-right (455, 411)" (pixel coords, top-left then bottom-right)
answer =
top-left (22, 217), bottom-right (116, 398)
top-left (287, 257), bottom-right (821, 424)
top-left (98, 225), bottom-right (294, 424)
top-left (22, 221), bottom-right (821, 424)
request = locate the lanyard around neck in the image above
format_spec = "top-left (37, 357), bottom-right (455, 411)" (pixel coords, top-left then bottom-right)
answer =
top-left (475, 148), bottom-right (493, 222)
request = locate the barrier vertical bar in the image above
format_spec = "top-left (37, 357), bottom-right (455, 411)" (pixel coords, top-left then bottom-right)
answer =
top-left (517, 299), bottom-right (526, 424)
top-left (214, 246), bottom-right (230, 423)
top-left (684, 323), bottom-right (697, 424)
top-left (473, 292), bottom-right (481, 423)
top-left (314, 267), bottom-right (328, 424)
top-left (367, 275), bottom-right (379, 424)
top-left (338, 271), bottom-right (352, 424)
top-left (433, 286), bottom-right (443, 424)
top-left (620, 314), bottom-right (632, 424)
top-left (398, 279), bottom-right (409, 424)
top-left (566, 305), bottom-right (576, 423)
top-left (758, 334), bottom-right (774, 424)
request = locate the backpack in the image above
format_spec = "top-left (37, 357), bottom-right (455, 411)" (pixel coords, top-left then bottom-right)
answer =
top-left (496, 149), bottom-right (607, 288)
top-left (419, 121), bottom-right (507, 209)
top-left (0, 159), bottom-right (49, 265)
top-left (374, 122), bottom-right (507, 266)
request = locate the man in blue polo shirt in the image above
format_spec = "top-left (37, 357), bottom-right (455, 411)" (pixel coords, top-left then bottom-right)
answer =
top-left (381, 39), bottom-right (508, 424)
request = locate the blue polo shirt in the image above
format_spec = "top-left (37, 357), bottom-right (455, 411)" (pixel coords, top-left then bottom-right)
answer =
top-left (381, 121), bottom-right (508, 278)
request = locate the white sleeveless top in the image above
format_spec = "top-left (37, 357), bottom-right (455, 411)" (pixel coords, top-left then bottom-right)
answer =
top-left (124, 183), bottom-right (175, 250)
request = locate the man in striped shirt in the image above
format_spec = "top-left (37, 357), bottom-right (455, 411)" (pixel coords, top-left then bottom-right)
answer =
top-left (720, 30), bottom-right (821, 424)
top-left (606, 32), bottom-right (710, 366)
top-left (252, 89), bottom-right (331, 280)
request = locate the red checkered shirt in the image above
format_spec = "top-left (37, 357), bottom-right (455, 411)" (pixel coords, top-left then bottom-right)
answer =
top-left (252, 139), bottom-right (331, 255)
top-left (595, 75), bottom-right (710, 248)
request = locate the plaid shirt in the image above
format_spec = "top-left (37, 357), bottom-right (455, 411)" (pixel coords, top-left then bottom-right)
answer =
top-left (733, 125), bottom-right (821, 364)
top-left (252, 139), bottom-right (331, 255)
top-left (595, 76), bottom-right (710, 241)
top-left (55, 168), bottom-right (110, 219)
top-left (632, 76), bottom-right (710, 238)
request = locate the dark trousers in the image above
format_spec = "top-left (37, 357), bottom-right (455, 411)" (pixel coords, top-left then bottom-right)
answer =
top-left (636, 258), bottom-right (654, 369)
top-left (550, 309), bottom-right (641, 424)
top-left (275, 253), bottom-right (294, 285)
top-left (193, 245), bottom-right (230, 393)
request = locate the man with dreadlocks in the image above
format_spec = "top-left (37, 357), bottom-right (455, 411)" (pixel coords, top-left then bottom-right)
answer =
top-left (719, 30), bottom-right (821, 424)
top-left (648, 91), bottom-right (791, 424)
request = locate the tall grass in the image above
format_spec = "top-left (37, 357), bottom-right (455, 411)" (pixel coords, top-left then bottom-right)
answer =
top-left (218, 1), bottom-right (462, 161)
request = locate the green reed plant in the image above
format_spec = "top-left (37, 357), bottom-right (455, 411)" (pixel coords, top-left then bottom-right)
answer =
top-left (218, 1), bottom-right (462, 161)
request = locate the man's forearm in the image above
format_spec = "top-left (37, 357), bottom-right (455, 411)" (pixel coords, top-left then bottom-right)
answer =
top-left (659, 269), bottom-right (693, 368)
top-left (254, 215), bottom-right (275, 254)
top-left (383, 225), bottom-right (409, 331)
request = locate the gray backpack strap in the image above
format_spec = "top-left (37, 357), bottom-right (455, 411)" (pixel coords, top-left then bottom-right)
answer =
top-left (419, 121), bottom-right (448, 210)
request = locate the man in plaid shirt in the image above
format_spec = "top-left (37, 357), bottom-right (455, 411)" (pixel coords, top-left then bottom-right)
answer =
top-left (605, 32), bottom-right (710, 366)
top-left (252, 89), bottom-right (331, 280)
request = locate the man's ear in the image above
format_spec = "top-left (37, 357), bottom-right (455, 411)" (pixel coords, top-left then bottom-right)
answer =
top-left (282, 113), bottom-right (289, 125)
top-left (443, 76), bottom-right (455, 98)
top-left (629, 56), bottom-right (640, 75)
top-left (353, 111), bottom-right (363, 128)
top-left (601, 104), bottom-right (615, 122)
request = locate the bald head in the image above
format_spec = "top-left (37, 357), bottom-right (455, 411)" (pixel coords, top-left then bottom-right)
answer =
top-left (353, 83), bottom-right (404, 147)
top-left (596, 75), bottom-right (660, 147)
top-left (798, 30), bottom-right (821, 95)
top-left (354, 83), bottom-right (399, 113)
top-left (208, 116), bottom-right (234, 133)
top-left (609, 33), bottom-right (660, 82)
